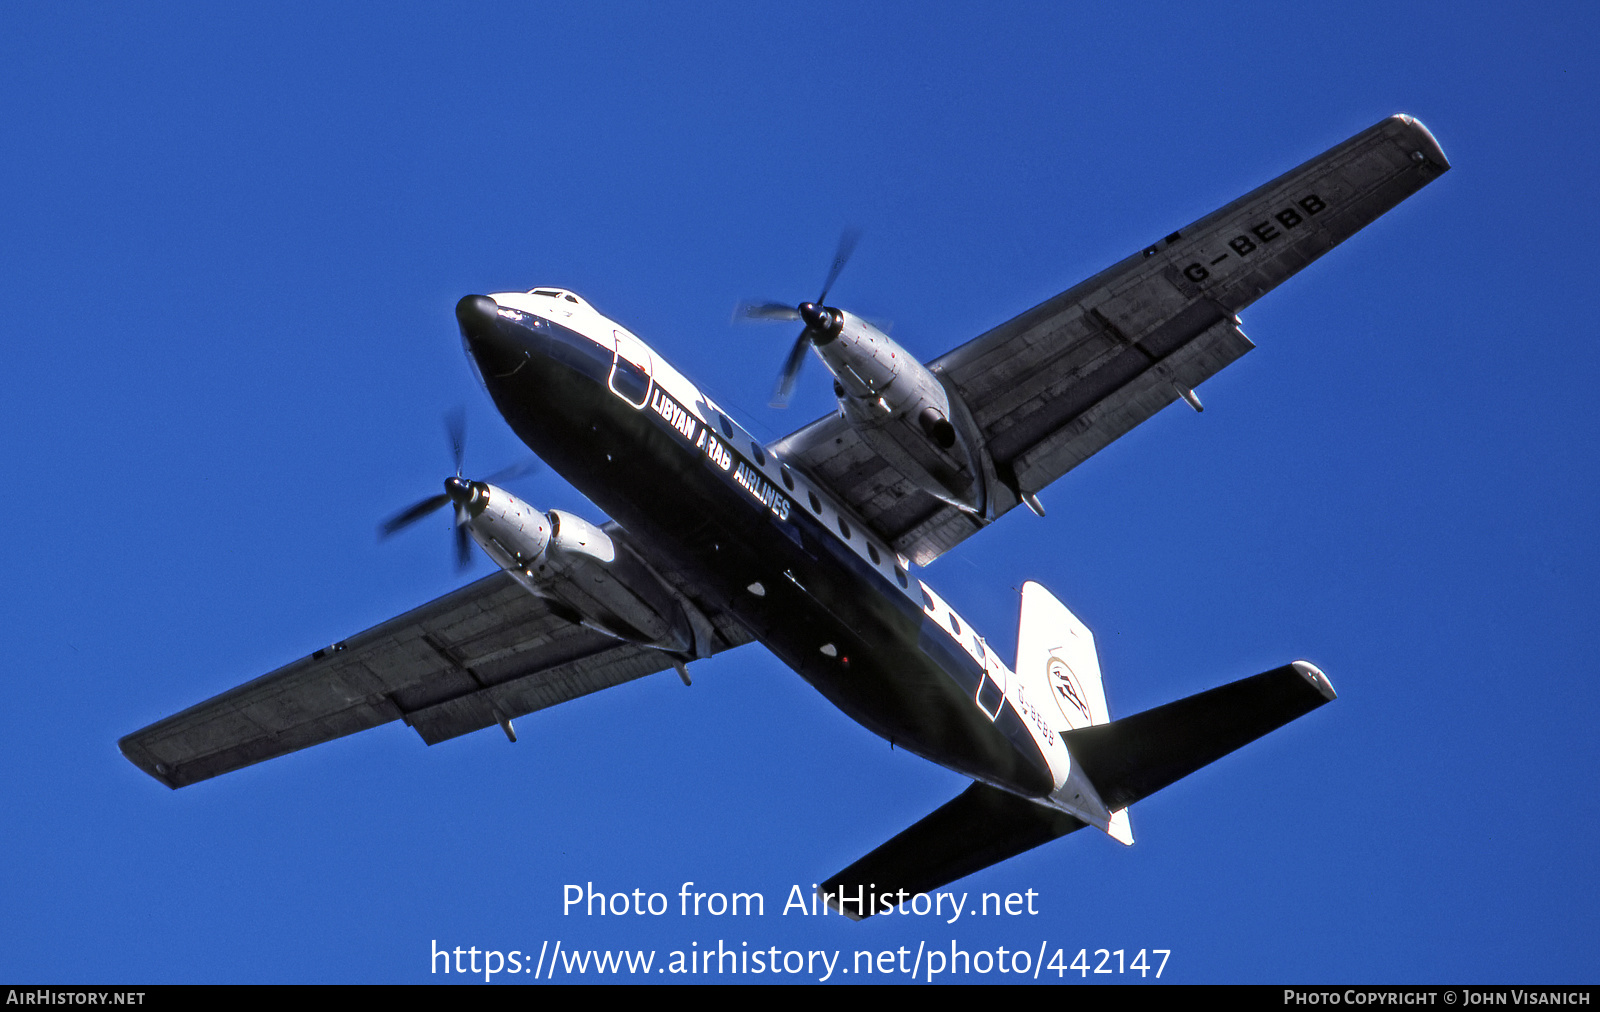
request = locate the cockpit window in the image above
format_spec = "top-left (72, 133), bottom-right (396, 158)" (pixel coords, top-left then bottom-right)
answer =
top-left (526, 289), bottom-right (589, 310)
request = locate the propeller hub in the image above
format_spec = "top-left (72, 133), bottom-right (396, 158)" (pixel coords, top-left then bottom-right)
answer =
top-left (444, 476), bottom-right (477, 506)
top-left (749, 229), bottom-right (860, 408)
top-left (379, 411), bottom-right (534, 572)
top-left (799, 303), bottom-right (841, 342)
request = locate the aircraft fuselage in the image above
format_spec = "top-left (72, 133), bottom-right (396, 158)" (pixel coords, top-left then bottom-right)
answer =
top-left (456, 289), bottom-right (1081, 807)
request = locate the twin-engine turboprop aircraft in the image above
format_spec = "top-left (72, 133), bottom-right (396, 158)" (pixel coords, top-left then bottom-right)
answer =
top-left (121, 115), bottom-right (1448, 916)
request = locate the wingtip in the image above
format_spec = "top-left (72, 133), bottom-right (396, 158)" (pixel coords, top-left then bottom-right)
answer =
top-left (1291, 660), bottom-right (1338, 702)
top-left (118, 734), bottom-right (181, 789)
top-left (819, 888), bottom-right (868, 922)
top-left (1390, 113), bottom-right (1450, 172)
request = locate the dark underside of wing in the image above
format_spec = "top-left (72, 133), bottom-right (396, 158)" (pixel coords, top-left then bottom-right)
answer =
top-left (776, 115), bottom-right (1449, 566)
top-left (121, 561), bottom-right (751, 789)
top-left (821, 782), bottom-right (1088, 918)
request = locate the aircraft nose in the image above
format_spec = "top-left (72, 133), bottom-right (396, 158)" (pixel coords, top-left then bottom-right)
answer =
top-left (456, 294), bottom-right (527, 377)
top-left (456, 294), bottom-right (499, 329)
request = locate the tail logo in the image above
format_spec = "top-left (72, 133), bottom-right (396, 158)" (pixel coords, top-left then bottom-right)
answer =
top-left (1047, 655), bottom-right (1091, 724)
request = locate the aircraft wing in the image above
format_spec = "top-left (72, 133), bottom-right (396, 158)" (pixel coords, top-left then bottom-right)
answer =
top-left (121, 560), bottom-right (752, 789)
top-left (777, 114), bottom-right (1449, 566)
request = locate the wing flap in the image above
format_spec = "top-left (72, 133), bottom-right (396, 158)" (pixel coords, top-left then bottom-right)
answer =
top-left (404, 637), bottom-right (676, 745)
top-left (1011, 312), bottom-right (1255, 498)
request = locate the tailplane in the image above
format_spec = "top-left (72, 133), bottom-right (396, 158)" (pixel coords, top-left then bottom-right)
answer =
top-left (821, 578), bottom-right (1336, 917)
top-left (1060, 660), bottom-right (1336, 812)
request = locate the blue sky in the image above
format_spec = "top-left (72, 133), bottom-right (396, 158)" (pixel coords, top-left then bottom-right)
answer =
top-left (3, 1), bottom-right (1597, 985)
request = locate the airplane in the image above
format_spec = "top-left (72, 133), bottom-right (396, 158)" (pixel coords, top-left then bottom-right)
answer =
top-left (120, 114), bottom-right (1448, 918)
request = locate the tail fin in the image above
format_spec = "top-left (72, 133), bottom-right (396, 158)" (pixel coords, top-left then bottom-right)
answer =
top-left (1016, 580), bottom-right (1109, 731)
top-left (1014, 581), bottom-right (1132, 843)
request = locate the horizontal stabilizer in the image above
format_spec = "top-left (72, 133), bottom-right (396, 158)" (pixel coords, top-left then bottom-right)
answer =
top-left (1061, 661), bottom-right (1336, 811)
top-left (821, 782), bottom-right (1086, 919)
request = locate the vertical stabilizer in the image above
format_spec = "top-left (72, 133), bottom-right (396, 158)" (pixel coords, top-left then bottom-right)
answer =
top-left (1016, 581), bottom-right (1110, 731)
top-left (1015, 581), bottom-right (1132, 843)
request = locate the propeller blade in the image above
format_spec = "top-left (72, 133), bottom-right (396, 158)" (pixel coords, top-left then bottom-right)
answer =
top-left (446, 408), bottom-right (466, 478)
top-left (379, 493), bottom-right (451, 538)
top-left (770, 332), bottom-right (813, 408)
top-left (744, 229), bottom-right (863, 406)
top-left (483, 458), bottom-right (540, 486)
top-left (454, 503), bottom-right (473, 571)
top-left (738, 301), bottom-right (801, 322)
top-left (816, 227), bottom-right (860, 305)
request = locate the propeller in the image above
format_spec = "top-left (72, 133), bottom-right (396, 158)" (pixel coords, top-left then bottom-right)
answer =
top-left (739, 228), bottom-right (859, 408)
top-left (379, 410), bottom-right (538, 572)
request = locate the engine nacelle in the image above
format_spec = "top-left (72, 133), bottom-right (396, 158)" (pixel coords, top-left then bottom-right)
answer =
top-left (812, 309), bottom-right (988, 514)
top-left (464, 486), bottom-right (697, 655)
